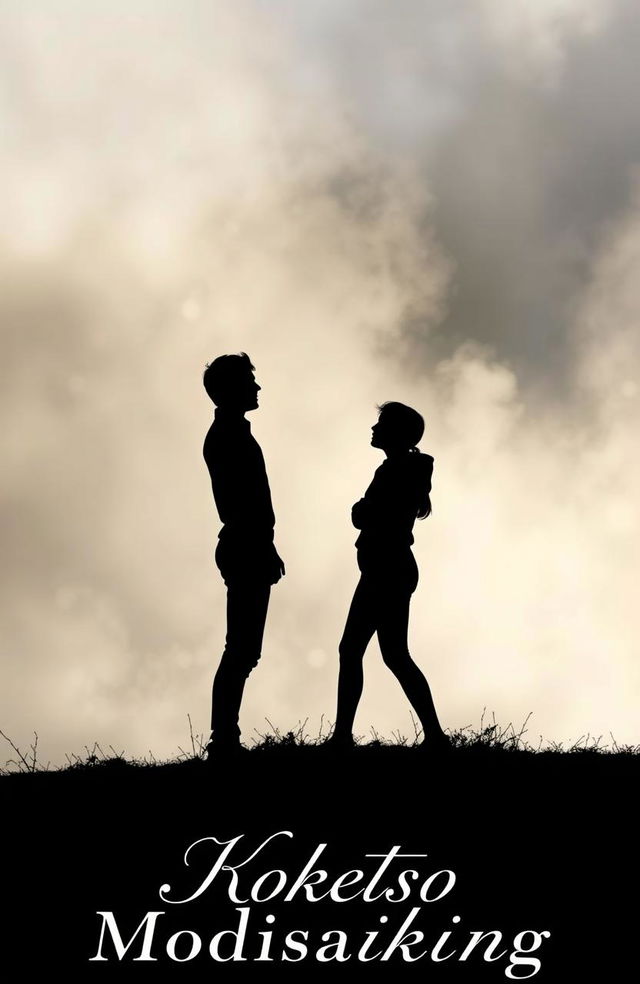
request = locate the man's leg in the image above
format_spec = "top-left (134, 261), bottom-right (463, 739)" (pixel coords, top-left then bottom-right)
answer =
top-left (210, 577), bottom-right (271, 745)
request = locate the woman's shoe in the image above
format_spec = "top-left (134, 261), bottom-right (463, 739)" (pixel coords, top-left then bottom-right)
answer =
top-left (418, 733), bottom-right (453, 756)
top-left (322, 733), bottom-right (355, 753)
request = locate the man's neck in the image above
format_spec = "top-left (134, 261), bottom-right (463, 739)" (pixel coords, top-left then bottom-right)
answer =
top-left (215, 406), bottom-right (248, 422)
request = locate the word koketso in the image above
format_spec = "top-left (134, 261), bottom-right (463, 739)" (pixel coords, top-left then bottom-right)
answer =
top-left (91, 831), bottom-right (551, 978)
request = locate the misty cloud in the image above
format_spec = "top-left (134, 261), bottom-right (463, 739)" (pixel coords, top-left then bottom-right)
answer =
top-left (1, 0), bottom-right (638, 765)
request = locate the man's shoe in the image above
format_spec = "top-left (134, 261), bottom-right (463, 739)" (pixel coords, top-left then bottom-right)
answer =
top-left (204, 738), bottom-right (245, 765)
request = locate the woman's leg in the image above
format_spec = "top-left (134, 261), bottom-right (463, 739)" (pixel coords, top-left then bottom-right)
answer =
top-left (333, 577), bottom-right (377, 741)
top-left (376, 588), bottom-right (448, 742)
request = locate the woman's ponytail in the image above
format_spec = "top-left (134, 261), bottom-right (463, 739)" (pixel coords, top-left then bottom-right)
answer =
top-left (417, 489), bottom-right (432, 520)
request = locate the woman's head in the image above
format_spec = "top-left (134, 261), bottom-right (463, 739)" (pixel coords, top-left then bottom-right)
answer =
top-left (371, 401), bottom-right (425, 452)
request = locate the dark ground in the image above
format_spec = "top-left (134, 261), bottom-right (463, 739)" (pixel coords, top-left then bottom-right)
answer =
top-left (2, 738), bottom-right (637, 981)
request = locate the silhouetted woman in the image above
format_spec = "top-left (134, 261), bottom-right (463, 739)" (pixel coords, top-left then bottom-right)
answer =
top-left (331, 402), bottom-right (449, 751)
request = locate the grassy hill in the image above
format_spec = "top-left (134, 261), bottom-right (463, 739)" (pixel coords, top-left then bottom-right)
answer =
top-left (3, 723), bottom-right (637, 981)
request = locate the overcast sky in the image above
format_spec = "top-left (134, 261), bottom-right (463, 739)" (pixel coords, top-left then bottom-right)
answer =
top-left (1, 0), bottom-right (639, 766)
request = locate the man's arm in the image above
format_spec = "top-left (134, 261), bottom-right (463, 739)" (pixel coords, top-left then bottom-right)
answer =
top-left (204, 434), bottom-right (242, 530)
top-left (204, 428), bottom-right (285, 583)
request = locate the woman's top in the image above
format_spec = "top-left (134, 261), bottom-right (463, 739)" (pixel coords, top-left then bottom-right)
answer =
top-left (351, 450), bottom-right (433, 577)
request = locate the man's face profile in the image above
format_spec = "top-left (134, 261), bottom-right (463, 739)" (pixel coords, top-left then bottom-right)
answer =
top-left (235, 369), bottom-right (260, 412)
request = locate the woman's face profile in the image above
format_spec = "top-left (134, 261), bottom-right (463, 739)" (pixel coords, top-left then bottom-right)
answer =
top-left (371, 412), bottom-right (395, 450)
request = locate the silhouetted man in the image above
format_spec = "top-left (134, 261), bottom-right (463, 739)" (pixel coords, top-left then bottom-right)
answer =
top-left (203, 353), bottom-right (285, 754)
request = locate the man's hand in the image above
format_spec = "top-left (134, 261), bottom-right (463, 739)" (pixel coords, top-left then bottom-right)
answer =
top-left (269, 546), bottom-right (286, 585)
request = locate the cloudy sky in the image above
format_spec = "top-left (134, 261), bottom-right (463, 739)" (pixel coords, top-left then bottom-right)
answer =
top-left (2, 0), bottom-right (639, 766)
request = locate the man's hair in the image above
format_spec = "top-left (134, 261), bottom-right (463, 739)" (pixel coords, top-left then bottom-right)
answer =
top-left (203, 352), bottom-right (255, 405)
top-left (377, 401), bottom-right (425, 448)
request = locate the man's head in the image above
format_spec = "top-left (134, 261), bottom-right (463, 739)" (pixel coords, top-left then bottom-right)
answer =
top-left (203, 352), bottom-right (261, 411)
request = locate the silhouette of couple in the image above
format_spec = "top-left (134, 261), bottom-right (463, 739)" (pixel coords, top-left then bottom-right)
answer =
top-left (203, 353), bottom-right (449, 757)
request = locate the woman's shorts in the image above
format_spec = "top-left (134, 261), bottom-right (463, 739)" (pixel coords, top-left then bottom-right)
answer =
top-left (356, 547), bottom-right (419, 594)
